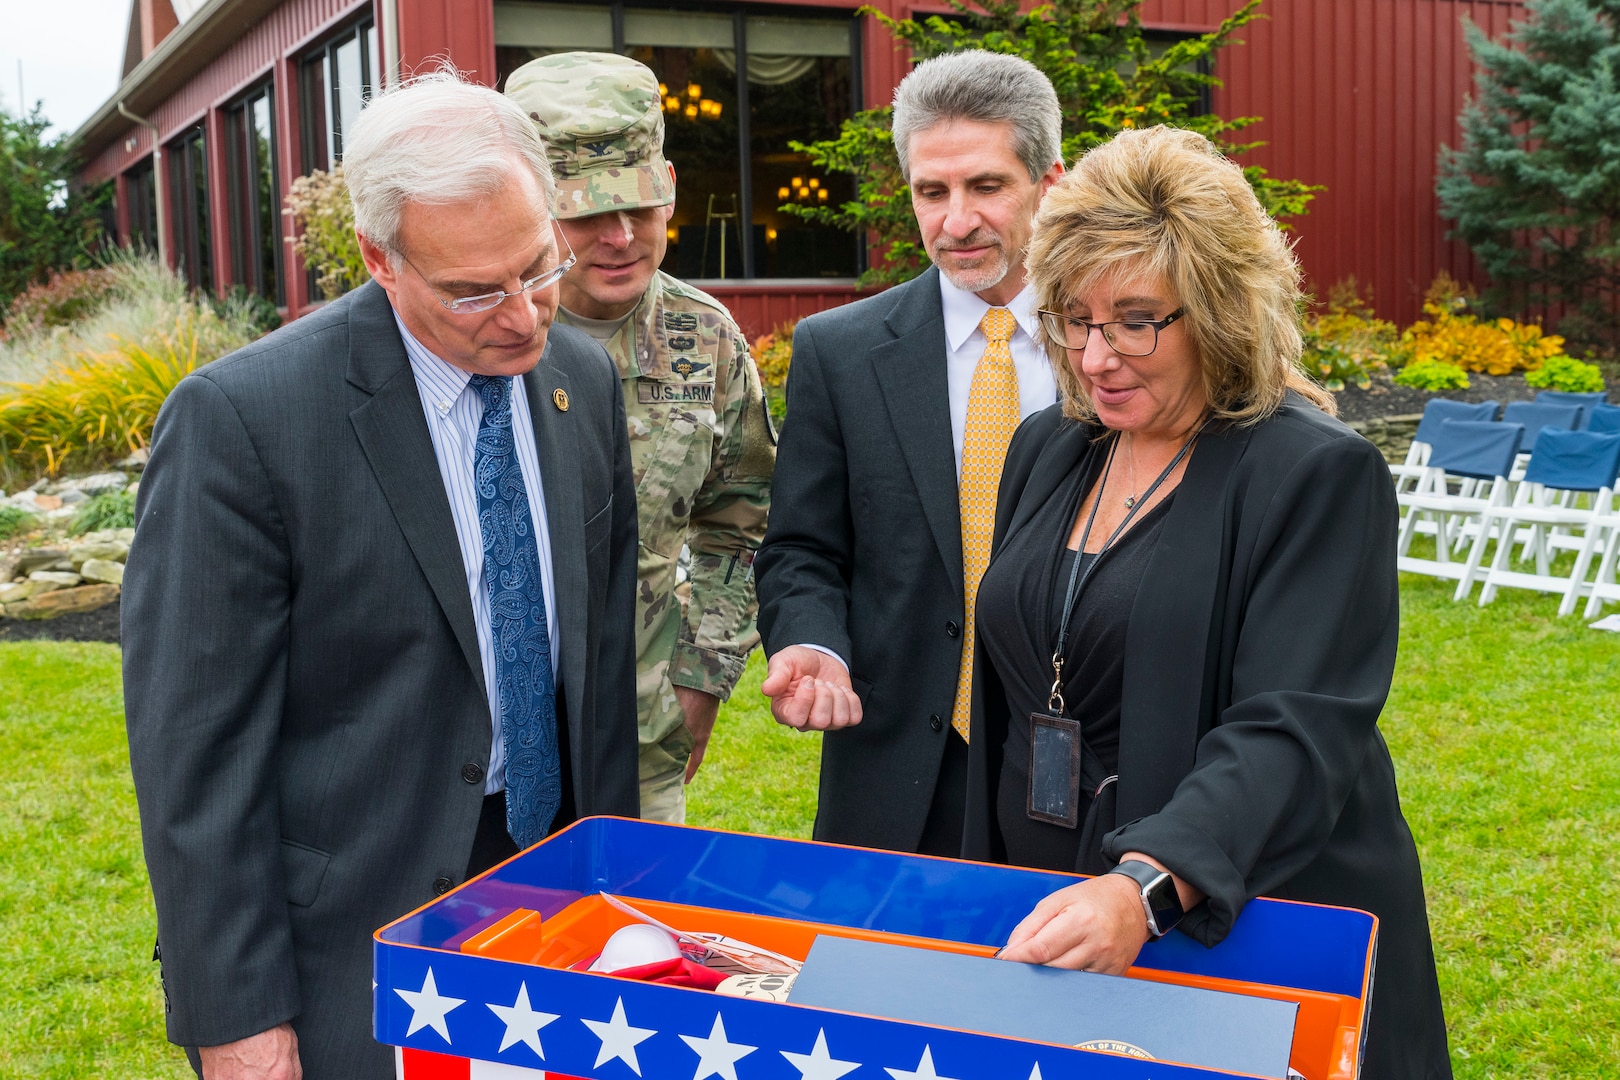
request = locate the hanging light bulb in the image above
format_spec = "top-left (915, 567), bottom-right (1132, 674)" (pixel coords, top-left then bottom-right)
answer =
top-left (777, 186), bottom-right (791, 200)
top-left (687, 83), bottom-right (702, 99)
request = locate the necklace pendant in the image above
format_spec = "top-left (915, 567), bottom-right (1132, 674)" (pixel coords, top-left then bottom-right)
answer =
top-left (1124, 495), bottom-right (1137, 509)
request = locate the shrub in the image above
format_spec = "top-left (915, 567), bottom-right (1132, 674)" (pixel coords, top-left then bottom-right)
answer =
top-left (1395, 359), bottom-right (1471, 391)
top-left (1300, 279), bottom-right (1397, 390)
top-left (752, 321), bottom-right (796, 427)
top-left (69, 489), bottom-right (136, 535)
top-left (283, 166), bottom-right (368, 300)
top-left (1525, 355), bottom-right (1605, 394)
top-left (0, 304), bottom-right (250, 480)
top-left (0, 106), bottom-right (110, 316)
top-left (0, 504), bottom-right (38, 540)
top-left (1, 267), bottom-right (120, 338)
top-left (1394, 275), bottom-right (1566, 377)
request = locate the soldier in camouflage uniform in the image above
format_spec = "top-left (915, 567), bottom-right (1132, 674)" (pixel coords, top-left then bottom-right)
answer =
top-left (507, 53), bottom-right (775, 822)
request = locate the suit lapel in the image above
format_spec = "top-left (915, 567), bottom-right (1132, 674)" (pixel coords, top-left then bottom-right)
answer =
top-left (1116, 422), bottom-right (1252, 822)
top-left (522, 346), bottom-right (586, 730)
top-left (344, 282), bottom-right (486, 694)
top-left (870, 269), bottom-right (964, 586)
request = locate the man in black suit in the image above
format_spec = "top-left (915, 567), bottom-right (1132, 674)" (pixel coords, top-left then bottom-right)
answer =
top-left (123, 72), bottom-right (638, 1080)
top-left (755, 51), bottom-right (1062, 855)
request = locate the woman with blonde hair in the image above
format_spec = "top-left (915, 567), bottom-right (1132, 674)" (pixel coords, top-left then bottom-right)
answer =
top-left (963, 125), bottom-right (1450, 1077)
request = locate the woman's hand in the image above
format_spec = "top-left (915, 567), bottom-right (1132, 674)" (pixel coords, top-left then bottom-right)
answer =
top-left (997, 873), bottom-right (1150, 974)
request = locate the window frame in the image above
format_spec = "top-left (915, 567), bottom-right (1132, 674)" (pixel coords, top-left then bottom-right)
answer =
top-left (494, 1), bottom-right (865, 282)
top-left (225, 78), bottom-right (285, 305)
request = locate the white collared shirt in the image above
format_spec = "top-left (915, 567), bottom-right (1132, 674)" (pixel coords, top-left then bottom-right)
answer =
top-left (939, 274), bottom-right (1060, 476)
top-left (397, 314), bottom-right (559, 796)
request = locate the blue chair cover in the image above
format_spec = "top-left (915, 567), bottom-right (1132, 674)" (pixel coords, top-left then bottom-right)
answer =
top-left (1523, 429), bottom-right (1620, 492)
top-left (1428, 420), bottom-right (1524, 481)
top-left (1534, 389), bottom-right (1608, 429)
top-left (1588, 403), bottom-right (1620, 435)
top-left (1412, 398), bottom-right (1500, 445)
top-left (1501, 400), bottom-right (1583, 447)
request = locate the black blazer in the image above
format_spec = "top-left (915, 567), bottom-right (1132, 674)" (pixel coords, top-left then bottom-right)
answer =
top-left (123, 282), bottom-right (640, 1078)
top-left (964, 397), bottom-right (1450, 1079)
top-left (755, 268), bottom-right (969, 851)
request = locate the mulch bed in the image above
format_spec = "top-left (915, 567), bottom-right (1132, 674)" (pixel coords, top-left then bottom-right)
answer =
top-left (0, 598), bottom-right (121, 644)
top-left (1331, 370), bottom-right (1616, 426)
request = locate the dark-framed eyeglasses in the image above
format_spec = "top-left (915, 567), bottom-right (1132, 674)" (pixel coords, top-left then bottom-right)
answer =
top-left (1036, 307), bottom-right (1186, 357)
top-left (400, 223), bottom-right (576, 315)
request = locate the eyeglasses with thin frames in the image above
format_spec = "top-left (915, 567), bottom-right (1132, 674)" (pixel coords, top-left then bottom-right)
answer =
top-left (399, 223), bottom-right (577, 315)
top-left (1036, 307), bottom-right (1186, 357)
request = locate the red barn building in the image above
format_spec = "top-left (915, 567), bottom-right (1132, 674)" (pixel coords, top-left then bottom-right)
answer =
top-left (71, 0), bottom-right (1530, 336)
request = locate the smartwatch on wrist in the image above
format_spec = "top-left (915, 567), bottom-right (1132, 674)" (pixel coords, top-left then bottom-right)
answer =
top-left (1107, 859), bottom-right (1184, 939)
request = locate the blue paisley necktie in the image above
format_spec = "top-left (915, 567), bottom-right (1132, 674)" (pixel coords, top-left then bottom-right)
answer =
top-left (470, 374), bottom-right (561, 848)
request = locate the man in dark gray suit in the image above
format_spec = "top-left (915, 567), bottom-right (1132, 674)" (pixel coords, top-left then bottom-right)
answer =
top-left (755, 51), bottom-right (1062, 855)
top-left (123, 72), bottom-right (638, 1080)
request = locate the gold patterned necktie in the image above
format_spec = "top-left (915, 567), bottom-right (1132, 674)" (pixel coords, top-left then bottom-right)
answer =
top-left (952, 306), bottom-right (1021, 741)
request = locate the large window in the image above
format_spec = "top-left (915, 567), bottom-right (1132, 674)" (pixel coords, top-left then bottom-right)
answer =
top-left (301, 17), bottom-right (380, 171)
top-left (226, 82), bottom-right (283, 304)
top-left (495, 2), bottom-right (860, 281)
top-left (125, 158), bottom-right (159, 255)
top-left (168, 125), bottom-right (212, 292)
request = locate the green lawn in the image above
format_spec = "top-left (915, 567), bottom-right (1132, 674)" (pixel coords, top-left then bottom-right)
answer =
top-left (1, 573), bottom-right (1615, 1077)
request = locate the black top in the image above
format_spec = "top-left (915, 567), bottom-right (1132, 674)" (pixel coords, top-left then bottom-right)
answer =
top-left (963, 403), bottom-right (1452, 1079)
top-left (976, 451), bottom-right (1173, 870)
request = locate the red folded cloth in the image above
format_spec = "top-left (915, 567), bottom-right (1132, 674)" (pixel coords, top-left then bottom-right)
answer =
top-left (573, 953), bottom-right (730, 990)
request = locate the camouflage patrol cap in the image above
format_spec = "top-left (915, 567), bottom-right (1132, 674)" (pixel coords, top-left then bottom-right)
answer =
top-left (505, 52), bottom-right (676, 220)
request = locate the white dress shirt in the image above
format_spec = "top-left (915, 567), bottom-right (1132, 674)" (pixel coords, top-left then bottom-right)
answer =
top-left (796, 274), bottom-right (1059, 672)
top-left (397, 314), bottom-right (560, 796)
top-left (939, 274), bottom-right (1060, 475)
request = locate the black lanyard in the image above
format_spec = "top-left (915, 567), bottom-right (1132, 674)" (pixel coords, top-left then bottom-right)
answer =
top-left (1045, 426), bottom-right (1202, 714)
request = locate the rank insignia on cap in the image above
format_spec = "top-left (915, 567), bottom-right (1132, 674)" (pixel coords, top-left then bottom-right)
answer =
top-left (663, 312), bottom-right (698, 333)
top-left (553, 388), bottom-right (570, 412)
top-left (668, 334), bottom-right (697, 351)
top-left (671, 357), bottom-right (711, 378)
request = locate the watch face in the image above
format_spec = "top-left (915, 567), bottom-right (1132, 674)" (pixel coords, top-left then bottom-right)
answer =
top-left (1143, 873), bottom-right (1182, 935)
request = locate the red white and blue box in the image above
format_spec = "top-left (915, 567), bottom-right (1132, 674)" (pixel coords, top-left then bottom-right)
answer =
top-left (375, 817), bottom-right (1377, 1080)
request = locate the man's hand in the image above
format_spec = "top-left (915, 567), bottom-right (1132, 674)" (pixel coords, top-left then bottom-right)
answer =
top-left (199, 1022), bottom-right (301, 1080)
top-left (759, 646), bottom-right (863, 731)
top-left (674, 686), bottom-right (721, 782)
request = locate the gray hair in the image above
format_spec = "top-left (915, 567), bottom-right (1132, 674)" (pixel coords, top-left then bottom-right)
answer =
top-left (343, 69), bottom-right (558, 256)
top-left (891, 50), bottom-right (1061, 184)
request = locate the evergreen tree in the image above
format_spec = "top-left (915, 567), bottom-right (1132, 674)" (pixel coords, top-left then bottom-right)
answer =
top-left (0, 105), bottom-right (108, 320)
top-left (782, 0), bottom-right (1318, 287)
top-left (1437, 0), bottom-right (1620, 348)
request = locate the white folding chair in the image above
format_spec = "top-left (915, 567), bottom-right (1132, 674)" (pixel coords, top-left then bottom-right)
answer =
top-left (1460, 429), bottom-right (1620, 613)
top-left (1390, 399), bottom-right (1499, 496)
top-left (1397, 420), bottom-right (1523, 583)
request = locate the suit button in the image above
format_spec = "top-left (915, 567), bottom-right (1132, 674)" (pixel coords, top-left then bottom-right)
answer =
top-left (432, 877), bottom-right (453, 896)
top-left (461, 762), bottom-right (484, 785)
top-left (945, 620), bottom-right (960, 638)
top-left (929, 714), bottom-right (943, 732)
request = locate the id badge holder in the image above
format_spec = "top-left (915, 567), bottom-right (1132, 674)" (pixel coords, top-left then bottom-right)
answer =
top-left (1027, 711), bottom-right (1083, 827)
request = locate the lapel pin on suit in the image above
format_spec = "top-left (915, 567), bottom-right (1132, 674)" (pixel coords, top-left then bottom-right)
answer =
top-left (553, 388), bottom-right (570, 412)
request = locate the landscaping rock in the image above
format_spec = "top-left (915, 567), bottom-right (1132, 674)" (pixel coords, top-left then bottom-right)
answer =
top-left (14, 549), bottom-right (69, 576)
top-left (80, 559), bottom-right (125, 586)
top-left (63, 471), bottom-right (130, 496)
top-left (68, 541), bottom-right (130, 568)
top-left (5, 583), bottom-right (120, 620)
top-left (117, 448), bottom-right (150, 471)
top-left (59, 489), bottom-right (89, 505)
top-left (0, 581), bottom-right (42, 604)
top-left (29, 571), bottom-right (84, 590)
top-left (33, 494), bottom-right (63, 511)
